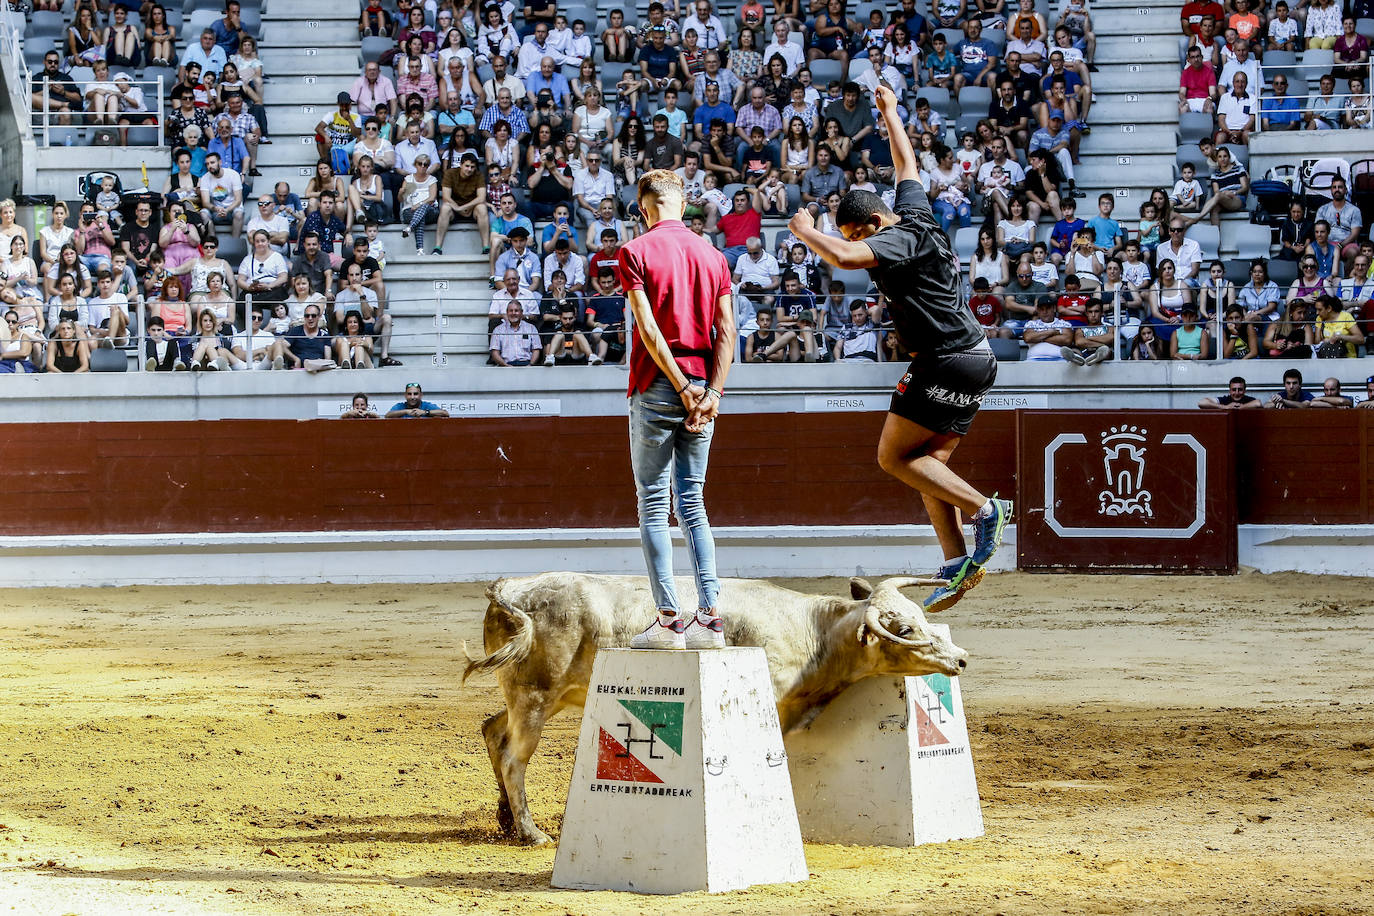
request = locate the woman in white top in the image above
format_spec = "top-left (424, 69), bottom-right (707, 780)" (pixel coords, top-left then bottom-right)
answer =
top-left (37, 202), bottom-right (74, 272)
top-left (817, 190), bottom-right (844, 238)
top-left (484, 120), bottom-right (521, 189)
top-left (189, 270), bottom-right (238, 332)
top-left (236, 230), bottom-right (290, 304)
top-left (1148, 258), bottom-right (1192, 341)
top-left (284, 273), bottom-right (326, 324)
top-left (176, 237), bottom-right (236, 298)
top-left (399, 155), bottom-right (439, 253)
top-left (437, 28), bottom-right (477, 78)
top-left (781, 116), bottom-right (814, 184)
top-left (572, 86), bottom-right (615, 157)
top-left (0, 199), bottom-right (29, 253)
top-left (1065, 228), bottom-right (1104, 290)
top-left (883, 23), bottom-right (918, 81)
top-left (1343, 76), bottom-right (1372, 129)
top-left (969, 227), bottom-right (1010, 294)
top-left (1, 236), bottom-right (42, 302)
top-left (349, 155), bottom-right (388, 225)
top-left (231, 36), bottom-right (266, 96)
top-left (995, 195), bottom-right (1035, 260)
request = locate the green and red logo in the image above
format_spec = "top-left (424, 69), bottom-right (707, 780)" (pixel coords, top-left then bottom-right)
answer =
top-left (595, 699), bottom-right (685, 783)
top-left (913, 674), bottom-right (956, 748)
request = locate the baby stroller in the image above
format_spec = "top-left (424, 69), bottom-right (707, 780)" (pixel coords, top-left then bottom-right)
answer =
top-left (81, 167), bottom-right (163, 227)
top-left (1250, 165), bottom-right (1295, 227)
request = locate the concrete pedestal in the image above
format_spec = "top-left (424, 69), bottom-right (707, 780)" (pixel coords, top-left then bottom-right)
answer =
top-left (784, 625), bottom-right (984, 846)
top-left (551, 648), bottom-right (808, 894)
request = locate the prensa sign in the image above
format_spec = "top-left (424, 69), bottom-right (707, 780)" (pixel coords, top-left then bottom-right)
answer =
top-left (1017, 411), bottom-right (1237, 572)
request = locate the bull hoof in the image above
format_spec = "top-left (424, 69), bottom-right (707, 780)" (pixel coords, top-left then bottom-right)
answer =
top-left (519, 828), bottom-right (554, 847)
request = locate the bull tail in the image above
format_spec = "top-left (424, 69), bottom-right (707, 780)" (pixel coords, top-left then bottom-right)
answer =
top-left (462, 580), bottom-right (535, 684)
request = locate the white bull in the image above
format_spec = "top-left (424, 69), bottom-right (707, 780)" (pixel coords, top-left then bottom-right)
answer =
top-left (462, 572), bottom-right (968, 846)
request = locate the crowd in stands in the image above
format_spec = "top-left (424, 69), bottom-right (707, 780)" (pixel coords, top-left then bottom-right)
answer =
top-left (7, 0), bottom-right (1373, 372)
top-left (1196, 368), bottom-right (1374, 406)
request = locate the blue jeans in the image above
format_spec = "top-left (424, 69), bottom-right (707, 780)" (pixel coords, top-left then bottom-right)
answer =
top-left (932, 199), bottom-right (971, 232)
top-left (628, 375), bottom-right (719, 614)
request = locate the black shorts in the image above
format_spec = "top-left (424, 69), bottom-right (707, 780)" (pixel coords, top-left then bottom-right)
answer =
top-left (889, 345), bottom-right (998, 436)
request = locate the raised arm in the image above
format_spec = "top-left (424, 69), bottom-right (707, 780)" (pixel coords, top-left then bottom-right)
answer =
top-left (874, 84), bottom-right (920, 187)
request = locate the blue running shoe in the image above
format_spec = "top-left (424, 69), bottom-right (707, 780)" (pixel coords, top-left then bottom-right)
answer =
top-left (971, 497), bottom-right (1013, 566)
top-left (924, 557), bottom-right (985, 613)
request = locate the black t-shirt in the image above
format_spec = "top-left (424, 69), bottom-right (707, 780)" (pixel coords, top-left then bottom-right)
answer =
top-left (862, 180), bottom-right (984, 357)
top-left (120, 222), bottom-right (158, 264)
top-left (531, 167), bottom-right (573, 204)
top-left (1217, 394), bottom-right (1257, 406)
top-left (346, 255), bottom-right (381, 285)
top-left (645, 133), bottom-right (685, 170)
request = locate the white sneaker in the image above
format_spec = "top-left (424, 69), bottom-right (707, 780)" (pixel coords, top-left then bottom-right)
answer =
top-left (542, 353), bottom-right (555, 366)
top-left (629, 613), bottom-right (687, 650)
top-left (589, 353), bottom-right (603, 365)
top-left (684, 611), bottom-right (725, 649)
top-left (271, 355), bottom-right (284, 370)
top-left (213, 356), bottom-right (228, 371)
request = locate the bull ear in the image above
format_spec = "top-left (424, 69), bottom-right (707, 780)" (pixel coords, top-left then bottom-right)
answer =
top-left (849, 577), bottom-right (873, 600)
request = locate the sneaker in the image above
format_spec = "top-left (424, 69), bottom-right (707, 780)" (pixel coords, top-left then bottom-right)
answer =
top-left (190, 362), bottom-right (202, 372)
top-left (589, 353), bottom-right (603, 365)
top-left (174, 361), bottom-right (187, 371)
top-left (432, 246), bottom-right (443, 255)
top-left (684, 611), bottom-right (725, 649)
top-left (1084, 346), bottom-right (1109, 366)
top-left (543, 353), bottom-right (555, 366)
top-left (489, 276), bottom-right (498, 289)
top-left (1059, 346), bottom-right (1087, 365)
top-left (401, 226), bottom-right (410, 238)
top-left (630, 613), bottom-right (687, 650)
top-left (213, 356), bottom-right (228, 371)
top-left (271, 355), bottom-right (284, 370)
top-left (923, 557), bottom-right (986, 613)
top-left (379, 356), bottom-right (402, 367)
top-left (971, 497), bottom-right (1013, 566)
top-left (414, 246), bottom-right (424, 256)
top-left (339, 357), bottom-right (351, 369)
top-left (144, 357), bottom-right (157, 372)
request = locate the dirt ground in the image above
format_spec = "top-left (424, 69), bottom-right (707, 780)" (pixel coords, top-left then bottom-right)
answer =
top-left (0, 572), bottom-right (1372, 916)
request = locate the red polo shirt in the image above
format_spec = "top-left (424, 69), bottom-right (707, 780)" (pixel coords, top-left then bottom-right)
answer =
top-left (617, 218), bottom-right (732, 395)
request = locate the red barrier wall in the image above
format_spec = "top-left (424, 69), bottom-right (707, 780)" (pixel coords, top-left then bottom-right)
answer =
top-left (0, 411), bottom-right (1367, 536)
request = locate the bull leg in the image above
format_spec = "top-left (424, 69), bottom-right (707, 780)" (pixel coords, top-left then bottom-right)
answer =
top-left (481, 710), bottom-right (515, 835)
top-left (501, 694), bottom-right (557, 846)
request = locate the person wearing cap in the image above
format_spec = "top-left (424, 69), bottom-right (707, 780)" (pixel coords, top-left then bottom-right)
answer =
top-left (636, 24), bottom-right (683, 102)
top-left (316, 92), bottom-right (363, 174)
top-left (1029, 108), bottom-right (1076, 196)
top-left (246, 195), bottom-right (291, 253)
top-left (387, 382), bottom-right (450, 417)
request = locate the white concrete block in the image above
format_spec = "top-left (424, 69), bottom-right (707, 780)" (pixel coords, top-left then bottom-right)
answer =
top-left (551, 648), bottom-right (808, 895)
top-left (784, 625), bottom-right (983, 846)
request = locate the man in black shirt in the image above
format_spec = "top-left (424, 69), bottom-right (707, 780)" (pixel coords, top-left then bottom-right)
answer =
top-left (119, 201), bottom-right (158, 276)
top-left (788, 85), bottom-right (1012, 613)
top-left (1198, 376), bottom-right (1261, 410)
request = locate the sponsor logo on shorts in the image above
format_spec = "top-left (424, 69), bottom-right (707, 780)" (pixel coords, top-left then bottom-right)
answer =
top-left (924, 385), bottom-right (985, 408)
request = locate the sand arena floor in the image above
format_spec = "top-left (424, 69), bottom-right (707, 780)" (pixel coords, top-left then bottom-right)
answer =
top-left (0, 572), bottom-right (1371, 915)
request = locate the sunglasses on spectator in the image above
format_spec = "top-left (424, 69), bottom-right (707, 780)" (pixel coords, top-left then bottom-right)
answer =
top-left (305, 310), bottom-right (320, 317)
top-left (1169, 226), bottom-right (1185, 232)
top-left (366, 125), bottom-right (378, 131)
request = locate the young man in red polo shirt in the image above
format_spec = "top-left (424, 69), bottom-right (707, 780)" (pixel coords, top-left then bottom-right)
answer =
top-left (617, 169), bottom-right (736, 650)
top-left (787, 85), bottom-right (1011, 613)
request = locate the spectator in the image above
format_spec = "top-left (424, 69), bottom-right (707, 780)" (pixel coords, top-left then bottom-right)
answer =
top-left (1199, 375), bottom-right (1262, 408)
top-left (1316, 179), bottom-right (1363, 271)
top-left (1337, 253), bottom-right (1373, 309)
top-left (1060, 299), bottom-right (1115, 364)
top-left (968, 277), bottom-right (1011, 339)
top-left (732, 20), bottom-right (764, 84)
top-left (694, 50), bottom-right (744, 107)
top-left (297, 191), bottom-right (346, 262)
top-left (1168, 305), bottom-right (1209, 360)
top-left (924, 31), bottom-right (957, 89)
top-left (494, 226), bottom-right (542, 292)
top-left (517, 23), bottom-right (567, 79)
top-left (1263, 300), bottom-right (1315, 359)
top-left (1345, 76), bottom-right (1372, 130)
top-left (542, 306), bottom-right (597, 365)
top-left (568, 150), bottom-right (613, 227)
top-left (119, 200), bottom-right (158, 278)
top-left (1217, 306), bottom-right (1259, 359)
top-left (541, 202), bottom-right (581, 254)
top-left (821, 83), bottom-right (872, 164)
top-left (526, 56), bottom-right (573, 114)
top-left (717, 189), bottom-right (762, 268)
top-left (763, 20), bottom-right (804, 77)
top-left (745, 307), bottom-right (795, 361)
top-left (353, 61), bottom-right (399, 123)
top-left (1193, 146), bottom-right (1249, 227)
top-left (587, 197), bottom-right (633, 246)
top-left (1305, 0), bottom-right (1342, 50)
top-left (281, 300), bottom-right (335, 370)
top-left (290, 230), bottom-right (335, 300)
top-left (398, 156), bottom-right (439, 256)
top-left (543, 238), bottom-right (587, 293)
top-left (1023, 298), bottom-right (1074, 360)
top-left (583, 269), bottom-right (627, 364)
top-left (186, 306), bottom-right (234, 371)
top-left (245, 195), bottom-right (289, 253)
top-left (432, 153), bottom-right (490, 257)
top-left (45, 318), bottom-right (90, 373)
top-left (601, 8), bottom-right (633, 62)
top-left (800, 144), bottom-right (846, 207)
top-left (1157, 220), bottom-right (1203, 285)
top-left (1314, 294), bottom-right (1365, 358)
top-left (1239, 260), bottom-right (1283, 322)
top-left (1267, 368), bottom-right (1316, 408)
top-left (700, 117), bottom-right (739, 181)
top-left (490, 300), bottom-right (543, 366)
top-left (1305, 74), bottom-right (1343, 130)
top-left (1359, 376), bottom-right (1374, 409)
top-left (637, 24), bottom-right (683, 101)
top-left (989, 78), bottom-right (1033, 152)
top-left (340, 392), bottom-right (380, 418)
top-left (1309, 376), bottom-right (1354, 407)
top-left (976, 137), bottom-right (1026, 221)
top-left (1217, 42), bottom-right (1258, 92)
top-left (1267, 1), bottom-right (1299, 51)
top-left (1307, 222), bottom-right (1341, 280)
top-left (734, 236), bottom-right (781, 309)
top-left (238, 229), bottom-right (290, 305)
top-left (833, 299), bottom-right (881, 361)
top-left (145, 5), bottom-right (177, 69)
top-left (332, 283), bottom-right (376, 369)
top-left (1275, 200), bottom-right (1314, 261)
top-left (387, 382), bottom-right (450, 417)
top-left (1261, 73), bottom-right (1302, 131)
top-left (180, 29), bottom-right (227, 85)
top-left (1213, 73), bottom-right (1257, 147)
top-left (1178, 45), bottom-right (1217, 113)
top-left (199, 151), bottom-right (245, 238)
top-left (211, 1), bottom-right (248, 56)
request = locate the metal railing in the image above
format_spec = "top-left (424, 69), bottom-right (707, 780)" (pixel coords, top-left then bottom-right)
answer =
top-left (1255, 61), bottom-right (1374, 132)
top-left (30, 75), bottom-right (167, 147)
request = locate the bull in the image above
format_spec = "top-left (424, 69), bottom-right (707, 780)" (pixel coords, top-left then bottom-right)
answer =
top-left (462, 572), bottom-right (968, 846)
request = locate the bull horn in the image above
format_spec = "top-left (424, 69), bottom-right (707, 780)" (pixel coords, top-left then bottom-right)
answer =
top-left (862, 600), bottom-right (933, 648)
top-left (878, 575), bottom-right (949, 590)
